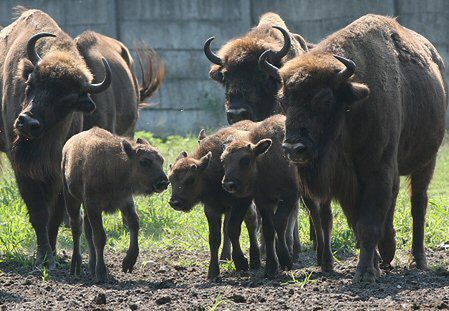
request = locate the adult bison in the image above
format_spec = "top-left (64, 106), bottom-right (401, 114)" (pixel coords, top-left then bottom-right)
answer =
top-left (204, 12), bottom-right (309, 124)
top-left (76, 31), bottom-right (164, 137)
top-left (0, 9), bottom-right (162, 268)
top-left (261, 14), bottom-right (447, 282)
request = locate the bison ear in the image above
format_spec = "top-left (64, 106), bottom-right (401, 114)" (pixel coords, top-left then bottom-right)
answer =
top-left (176, 151), bottom-right (188, 161)
top-left (198, 151), bottom-right (212, 170)
top-left (197, 129), bottom-right (207, 143)
top-left (209, 65), bottom-right (224, 82)
top-left (136, 137), bottom-right (149, 145)
top-left (18, 59), bottom-right (34, 80)
top-left (122, 140), bottom-right (134, 157)
top-left (76, 94), bottom-right (96, 113)
top-left (253, 139), bottom-right (272, 157)
top-left (338, 82), bottom-right (370, 105)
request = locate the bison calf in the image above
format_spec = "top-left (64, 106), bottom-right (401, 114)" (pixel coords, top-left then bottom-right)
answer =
top-left (221, 115), bottom-right (330, 277)
top-left (62, 127), bottom-right (168, 283)
top-left (168, 125), bottom-right (260, 280)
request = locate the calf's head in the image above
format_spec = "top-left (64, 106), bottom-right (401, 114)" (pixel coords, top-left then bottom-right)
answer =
top-left (168, 151), bottom-right (212, 212)
top-left (122, 137), bottom-right (168, 194)
top-left (205, 26), bottom-right (306, 124)
top-left (14, 33), bottom-right (111, 140)
top-left (259, 51), bottom-right (369, 165)
top-left (220, 137), bottom-right (272, 197)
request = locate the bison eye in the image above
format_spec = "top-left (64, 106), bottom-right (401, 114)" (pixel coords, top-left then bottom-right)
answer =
top-left (240, 157), bottom-right (251, 167)
top-left (139, 159), bottom-right (152, 167)
top-left (185, 176), bottom-right (195, 185)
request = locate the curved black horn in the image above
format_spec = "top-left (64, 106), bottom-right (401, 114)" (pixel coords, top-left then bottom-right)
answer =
top-left (292, 33), bottom-right (309, 53)
top-left (204, 37), bottom-right (223, 65)
top-left (271, 25), bottom-right (291, 62)
top-left (333, 55), bottom-right (356, 84)
top-left (26, 32), bottom-right (56, 65)
top-left (258, 50), bottom-right (282, 82)
top-left (85, 58), bottom-right (112, 94)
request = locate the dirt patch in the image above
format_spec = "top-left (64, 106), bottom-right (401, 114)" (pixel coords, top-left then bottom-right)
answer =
top-left (1, 248), bottom-right (448, 310)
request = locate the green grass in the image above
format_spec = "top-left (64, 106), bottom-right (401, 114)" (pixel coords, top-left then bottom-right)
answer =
top-left (0, 133), bottom-right (448, 267)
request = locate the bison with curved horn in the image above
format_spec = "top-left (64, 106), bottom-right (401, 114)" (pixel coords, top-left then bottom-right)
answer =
top-left (261, 14), bottom-right (448, 282)
top-left (0, 9), bottom-right (111, 268)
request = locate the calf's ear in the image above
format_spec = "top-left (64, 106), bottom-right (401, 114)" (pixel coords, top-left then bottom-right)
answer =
top-left (338, 82), bottom-right (370, 105)
top-left (253, 139), bottom-right (272, 157)
top-left (122, 140), bottom-right (134, 157)
top-left (198, 129), bottom-right (207, 143)
top-left (198, 151), bottom-right (212, 170)
top-left (76, 94), bottom-right (96, 113)
top-left (176, 151), bottom-right (188, 161)
top-left (136, 137), bottom-right (149, 145)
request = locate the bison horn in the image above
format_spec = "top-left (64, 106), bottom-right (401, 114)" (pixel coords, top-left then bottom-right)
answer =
top-left (85, 58), bottom-right (112, 94)
top-left (204, 37), bottom-right (223, 65)
top-left (258, 50), bottom-right (282, 82)
top-left (271, 25), bottom-right (291, 63)
top-left (26, 32), bottom-right (56, 65)
top-left (333, 55), bottom-right (356, 84)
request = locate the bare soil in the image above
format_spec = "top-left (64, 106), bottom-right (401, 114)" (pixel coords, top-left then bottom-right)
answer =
top-left (1, 248), bottom-right (448, 310)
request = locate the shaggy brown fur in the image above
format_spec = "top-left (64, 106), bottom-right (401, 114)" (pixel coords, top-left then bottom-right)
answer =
top-left (76, 31), bottom-right (164, 137)
top-left (62, 127), bottom-right (168, 283)
top-left (168, 122), bottom-right (261, 280)
top-left (272, 14), bottom-right (447, 283)
top-left (206, 12), bottom-right (309, 123)
top-left (220, 115), bottom-right (333, 277)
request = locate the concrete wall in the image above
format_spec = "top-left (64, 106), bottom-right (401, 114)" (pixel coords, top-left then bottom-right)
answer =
top-left (1, 0), bottom-right (448, 136)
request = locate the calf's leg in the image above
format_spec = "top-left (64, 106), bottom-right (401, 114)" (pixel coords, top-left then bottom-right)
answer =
top-left (121, 199), bottom-right (140, 273)
top-left (228, 201), bottom-right (250, 271)
top-left (64, 192), bottom-right (82, 276)
top-left (244, 203), bottom-right (261, 270)
top-left (83, 213), bottom-right (96, 275)
top-left (274, 200), bottom-right (293, 270)
top-left (85, 202), bottom-right (107, 283)
top-left (204, 206), bottom-right (222, 280)
top-left (220, 211), bottom-right (232, 261)
top-left (257, 201), bottom-right (278, 278)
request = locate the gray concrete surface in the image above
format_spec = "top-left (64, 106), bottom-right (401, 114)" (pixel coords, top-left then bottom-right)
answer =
top-left (1, 0), bottom-right (448, 136)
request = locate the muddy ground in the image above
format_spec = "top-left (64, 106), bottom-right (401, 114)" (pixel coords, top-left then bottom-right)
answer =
top-left (1, 248), bottom-right (448, 310)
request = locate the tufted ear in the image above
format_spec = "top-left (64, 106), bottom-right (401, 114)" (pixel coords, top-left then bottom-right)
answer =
top-left (197, 129), bottom-right (207, 143)
top-left (337, 82), bottom-right (370, 105)
top-left (18, 59), bottom-right (34, 80)
top-left (176, 151), bottom-right (188, 161)
top-left (209, 65), bottom-right (224, 82)
top-left (198, 151), bottom-right (212, 170)
top-left (136, 137), bottom-right (149, 145)
top-left (75, 94), bottom-right (96, 113)
top-left (253, 139), bottom-right (272, 157)
top-left (122, 140), bottom-right (134, 157)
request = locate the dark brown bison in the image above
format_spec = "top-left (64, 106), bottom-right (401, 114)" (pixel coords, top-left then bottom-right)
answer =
top-left (204, 12), bottom-right (309, 124)
top-left (76, 31), bottom-right (164, 137)
top-left (62, 127), bottom-right (168, 282)
top-left (168, 125), bottom-right (261, 280)
top-left (261, 14), bottom-right (447, 282)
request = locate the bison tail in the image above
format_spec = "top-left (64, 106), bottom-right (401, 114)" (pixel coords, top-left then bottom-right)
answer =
top-left (133, 42), bottom-right (165, 108)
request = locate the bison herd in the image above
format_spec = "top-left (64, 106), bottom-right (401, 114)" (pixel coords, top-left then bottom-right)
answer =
top-left (0, 8), bottom-right (447, 285)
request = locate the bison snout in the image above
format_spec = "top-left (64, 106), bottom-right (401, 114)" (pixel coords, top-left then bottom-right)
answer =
top-left (153, 176), bottom-right (169, 193)
top-left (282, 141), bottom-right (309, 164)
top-left (169, 197), bottom-right (187, 211)
top-left (226, 109), bottom-right (251, 124)
top-left (15, 114), bottom-right (42, 138)
top-left (222, 179), bottom-right (239, 193)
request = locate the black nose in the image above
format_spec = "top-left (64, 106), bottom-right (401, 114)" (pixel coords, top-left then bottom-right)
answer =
top-left (222, 180), bottom-right (238, 193)
top-left (226, 109), bottom-right (250, 124)
top-left (16, 114), bottom-right (42, 138)
top-left (169, 199), bottom-right (181, 209)
top-left (154, 177), bottom-right (169, 191)
top-left (282, 142), bottom-right (306, 154)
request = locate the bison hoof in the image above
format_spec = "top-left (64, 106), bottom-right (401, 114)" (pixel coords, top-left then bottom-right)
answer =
top-left (250, 259), bottom-right (261, 270)
top-left (234, 257), bottom-right (249, 271)
top-left (122, 253), bottom-right (138, 273)
top-left (412, 256), bottom-right (428, 270)
top-left (279, 257), bottom-right (293, 271)
top-left (70, 253), bottom-right (82, 276)
top-left (36, 252), bottom-right (56, 270)
top-left (220, 250), bottom-right (232, 261)
top-left (321, 260), bottom-right (334, 273)
top-left (207, 265), bottom-right (220, 281)
top-left (353, 267), bottom-right (378, 283)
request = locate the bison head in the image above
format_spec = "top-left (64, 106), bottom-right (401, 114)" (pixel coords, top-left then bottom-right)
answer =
top-left (168, 151), bottom-right (212, 212)
top-left (204, 26), bottom-right (307, 124)
top-left (122, 137), bottom-right (168, 195)
top-left (220, 136), bottom-right (272, 197)
top-left (259, 51), bottom-right (369, 166)
top-left (14, 33), bottom-right (112, 140)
